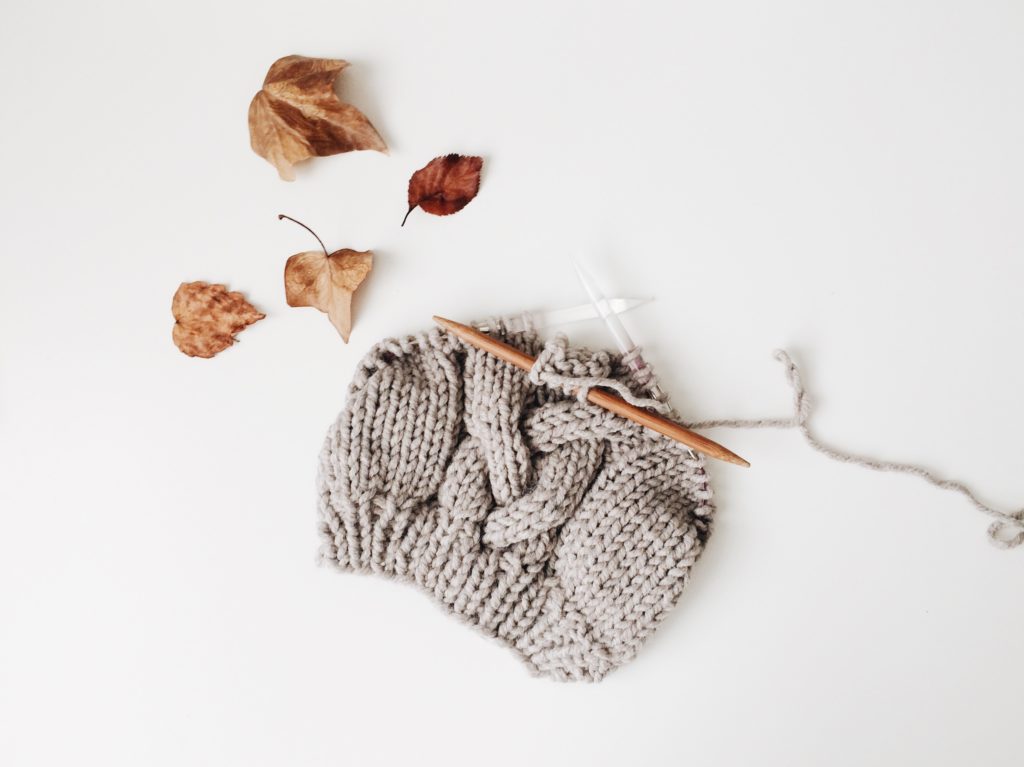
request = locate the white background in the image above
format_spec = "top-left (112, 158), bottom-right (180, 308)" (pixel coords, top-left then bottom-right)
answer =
top-left (2, 1), bottom-right (1022, 764)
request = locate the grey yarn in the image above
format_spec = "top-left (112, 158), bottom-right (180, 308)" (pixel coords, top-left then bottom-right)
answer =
top-left (687, 350), bottom-right (1024, 549)
top-left (317, 327), bottom-right (1023, 683)
top-left (529, 338), bottom-right (672, 413)
top-left (317, 323), bottom-right (713, 681)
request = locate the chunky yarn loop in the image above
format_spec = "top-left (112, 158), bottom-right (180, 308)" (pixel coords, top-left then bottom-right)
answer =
top-left (317, 324), bottom-right (713, 681)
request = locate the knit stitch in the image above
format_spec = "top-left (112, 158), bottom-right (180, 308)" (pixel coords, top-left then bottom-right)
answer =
top-left (317, 324), bottom-right (713, 681)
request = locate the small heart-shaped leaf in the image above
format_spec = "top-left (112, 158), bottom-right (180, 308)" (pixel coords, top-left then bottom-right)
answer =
top-left (280, 215), bottom-right (372, 343)
top-left (172, 282), bottom-right (265, 358)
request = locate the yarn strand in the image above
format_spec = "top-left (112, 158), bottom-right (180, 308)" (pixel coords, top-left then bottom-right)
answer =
top-left (686, 350), bottom-right (1024, 549)
top-left (528, 334), bottom-right (672, 413)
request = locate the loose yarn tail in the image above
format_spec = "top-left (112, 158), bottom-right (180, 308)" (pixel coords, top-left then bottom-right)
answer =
top-left (688, 351), bottom-right (1024, 549)
top-left (512, 325), bottom-right (1022, 550)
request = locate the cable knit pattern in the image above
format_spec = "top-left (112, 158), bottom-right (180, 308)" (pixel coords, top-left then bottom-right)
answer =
top-left (317, 324), bottom-right (714, 681)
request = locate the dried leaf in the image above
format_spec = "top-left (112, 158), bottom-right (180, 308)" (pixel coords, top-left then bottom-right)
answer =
top-left (402, 154), bottom-right (483, 225)
top-left (249, 55), bottom-right (387, 181)
top-left (172, 282), bottom-right (265, 358)
top-left (280, 216), bottom-right (372, 343)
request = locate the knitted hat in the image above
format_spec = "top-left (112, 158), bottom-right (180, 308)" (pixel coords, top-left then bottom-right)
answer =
top-left (317, 323), bottom-right (714, 681)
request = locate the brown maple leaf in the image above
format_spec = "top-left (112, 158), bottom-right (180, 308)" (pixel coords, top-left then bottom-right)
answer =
top-left (172, 282), bottom-right (265, 358)
top-left (280, 215), bottom-right (372, 343)
top-left (249, 55), bottom-right (387, 181)
top-left (402, 154), bottom-right (483, 225)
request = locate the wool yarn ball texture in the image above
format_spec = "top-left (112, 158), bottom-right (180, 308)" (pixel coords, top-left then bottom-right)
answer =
top-left (316, 324), bottom-right (714, 681)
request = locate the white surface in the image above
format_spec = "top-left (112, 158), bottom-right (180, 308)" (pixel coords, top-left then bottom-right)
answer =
top-left (2, 1), bottom-right (1023, 764)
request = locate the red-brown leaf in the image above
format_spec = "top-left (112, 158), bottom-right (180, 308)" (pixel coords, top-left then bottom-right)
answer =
top-left (402, 154), bottom-right (483, 226)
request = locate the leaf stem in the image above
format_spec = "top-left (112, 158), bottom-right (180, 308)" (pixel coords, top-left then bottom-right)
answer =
top-left (278, 214), bottom-right (328, 256)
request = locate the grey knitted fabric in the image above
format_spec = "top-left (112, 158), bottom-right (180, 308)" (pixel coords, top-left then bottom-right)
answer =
top-left (317, 324), bottom-right (714, 681)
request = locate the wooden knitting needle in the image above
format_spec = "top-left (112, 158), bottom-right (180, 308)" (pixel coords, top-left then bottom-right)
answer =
top-left (433, 316), bottom-right (750, 468)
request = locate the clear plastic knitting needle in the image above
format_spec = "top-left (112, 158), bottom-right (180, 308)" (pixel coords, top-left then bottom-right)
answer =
top-left (473, 297), bottom-right (650, 333)
top-left (573, 260), bottom-right (667, 401)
